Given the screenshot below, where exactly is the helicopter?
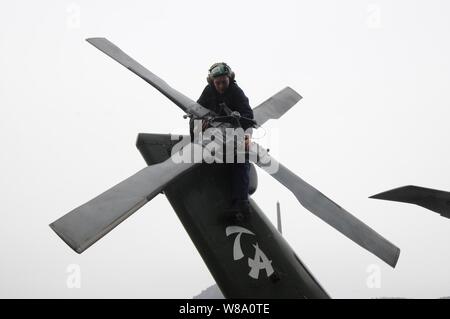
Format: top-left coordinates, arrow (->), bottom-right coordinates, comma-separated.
50,38 -> 400,298
371,185 -> 450,219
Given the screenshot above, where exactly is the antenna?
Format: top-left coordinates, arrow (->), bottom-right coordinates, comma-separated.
277,201 -> 282,235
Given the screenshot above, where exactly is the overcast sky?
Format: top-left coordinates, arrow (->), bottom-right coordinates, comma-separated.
1,0 -> 450,298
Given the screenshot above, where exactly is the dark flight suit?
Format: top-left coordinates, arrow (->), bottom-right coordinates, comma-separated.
192,81 -> 254,209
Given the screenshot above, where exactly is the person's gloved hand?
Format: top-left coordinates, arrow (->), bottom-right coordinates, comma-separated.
202,119 -> 209,130
244,134 -> 251,152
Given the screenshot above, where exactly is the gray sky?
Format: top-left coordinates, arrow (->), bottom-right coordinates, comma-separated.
1,0 -> 450,298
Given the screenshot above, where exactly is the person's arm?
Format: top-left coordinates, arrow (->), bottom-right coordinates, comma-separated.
196,86 -> 211,130
232,85 -> 254,132
197,85 -> 209,108
231,85 -> 254,152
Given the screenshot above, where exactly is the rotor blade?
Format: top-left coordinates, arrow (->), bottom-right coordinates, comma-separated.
86,37 -> 210,117
370,185 -> 450,219
248,143 -> 400,268
50,143 -> 202,254
253,87 -> 302,126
